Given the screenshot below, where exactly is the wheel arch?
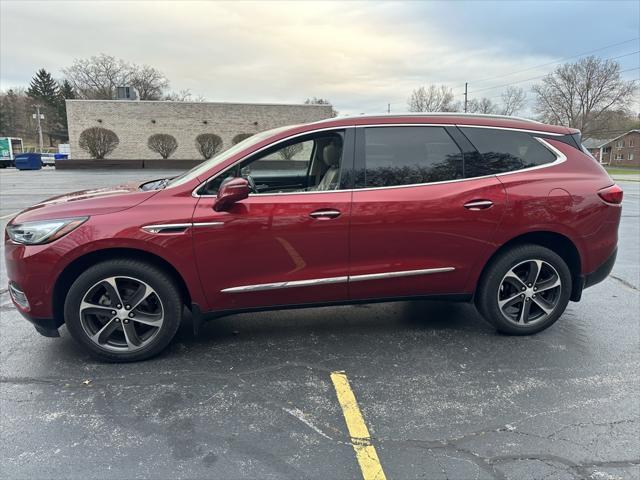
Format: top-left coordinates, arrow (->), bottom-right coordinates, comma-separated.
476,231 -> 583,302
52,247 -> 193,325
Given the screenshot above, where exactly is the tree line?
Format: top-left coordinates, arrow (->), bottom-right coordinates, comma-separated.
0,53 -> 204,145
407,56 -> 638,139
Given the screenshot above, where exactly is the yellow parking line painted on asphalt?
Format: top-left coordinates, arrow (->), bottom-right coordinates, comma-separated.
330,370 -> 387,480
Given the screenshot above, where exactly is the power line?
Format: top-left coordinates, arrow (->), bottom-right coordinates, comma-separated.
461,37 -> 639,88
465,50 -> 639,96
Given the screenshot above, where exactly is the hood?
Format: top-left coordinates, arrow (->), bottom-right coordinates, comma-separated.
11,182 -> 160,223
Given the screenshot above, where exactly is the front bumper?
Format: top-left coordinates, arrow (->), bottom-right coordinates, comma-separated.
7,285 -> 62,337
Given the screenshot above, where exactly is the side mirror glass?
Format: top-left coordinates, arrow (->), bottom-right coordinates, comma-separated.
214,177 -> 250,212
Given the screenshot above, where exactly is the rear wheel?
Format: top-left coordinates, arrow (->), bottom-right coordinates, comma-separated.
64,259 -> 183,362
476,244 -> 572,335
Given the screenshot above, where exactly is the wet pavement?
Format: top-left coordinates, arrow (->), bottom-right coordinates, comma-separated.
0,168 -> 638,479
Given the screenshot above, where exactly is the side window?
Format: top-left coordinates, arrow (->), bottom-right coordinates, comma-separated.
364,127 -> 463,188
460,127 -> 558,177
200,131 -> 344,195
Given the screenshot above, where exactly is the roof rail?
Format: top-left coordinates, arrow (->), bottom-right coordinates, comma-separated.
324,112 -> 543,124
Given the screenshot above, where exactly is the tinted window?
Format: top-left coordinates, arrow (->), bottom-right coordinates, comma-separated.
460,127 -> 557,177
364,127 -> 463,187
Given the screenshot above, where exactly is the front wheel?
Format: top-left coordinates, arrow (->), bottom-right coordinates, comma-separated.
476,244 -> 572,335
64,259 -> 183,362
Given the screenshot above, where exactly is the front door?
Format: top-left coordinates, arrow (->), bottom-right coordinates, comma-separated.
192,128 -> 354,312
348,125 -> 507,300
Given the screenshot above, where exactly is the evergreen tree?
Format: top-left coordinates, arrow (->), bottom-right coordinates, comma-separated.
59,80 -> 75,100
27,68 -> 59,101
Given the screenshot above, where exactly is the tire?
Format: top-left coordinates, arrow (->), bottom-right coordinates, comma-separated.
475,244 -> 572,335
64,259 -> 183,362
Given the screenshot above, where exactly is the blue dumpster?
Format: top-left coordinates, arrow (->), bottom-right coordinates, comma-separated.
14,153 -> 42,170
54,153 -> 69,160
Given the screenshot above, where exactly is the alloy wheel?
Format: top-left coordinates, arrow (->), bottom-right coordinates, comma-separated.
79,276 -> 164,352
497,259 -> 562,326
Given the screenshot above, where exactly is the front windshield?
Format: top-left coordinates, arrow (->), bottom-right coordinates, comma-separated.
165,125 -> 296,188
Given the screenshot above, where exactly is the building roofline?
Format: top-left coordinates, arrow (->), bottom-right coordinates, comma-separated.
598,129 -> 640,146
65,99 -> 333,108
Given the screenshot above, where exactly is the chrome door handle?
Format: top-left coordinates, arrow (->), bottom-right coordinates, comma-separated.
464,200 -> 494,210
309,209 -> 341,219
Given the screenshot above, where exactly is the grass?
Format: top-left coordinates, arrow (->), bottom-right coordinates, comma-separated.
604,167 -> 640,176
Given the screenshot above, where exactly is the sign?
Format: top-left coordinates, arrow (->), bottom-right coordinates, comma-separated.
0,137 -> 10,159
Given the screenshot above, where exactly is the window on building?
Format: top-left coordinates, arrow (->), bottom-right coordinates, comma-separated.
616,140 -> 624,148
363,126 -> 463,187
460,127 -> 557,177
629,153 -> 635,161
629,139 -> 635,147
615,153 -> 624,161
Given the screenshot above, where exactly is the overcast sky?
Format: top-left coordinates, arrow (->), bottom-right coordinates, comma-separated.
1,0 -> 638,115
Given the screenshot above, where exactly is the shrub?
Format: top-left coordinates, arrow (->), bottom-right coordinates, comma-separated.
78,127 -> 119,159
148,133 -> 178,159
195,133 -> 223,159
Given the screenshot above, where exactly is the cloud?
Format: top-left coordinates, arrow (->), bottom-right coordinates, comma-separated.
1,1 -> 638,115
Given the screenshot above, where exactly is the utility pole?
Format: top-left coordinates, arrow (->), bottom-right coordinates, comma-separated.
33,105 -> 44,153
387,103 -> 390,114
464,83 -> 468,113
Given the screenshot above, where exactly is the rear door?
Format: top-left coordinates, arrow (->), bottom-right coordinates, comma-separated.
348,125 -> 507,300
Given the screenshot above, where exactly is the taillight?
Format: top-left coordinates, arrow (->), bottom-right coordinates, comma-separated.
597,184 -> 623,205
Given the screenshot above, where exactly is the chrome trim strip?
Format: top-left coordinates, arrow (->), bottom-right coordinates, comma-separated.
142,223 -> 192,234
221,275 -> 349,293
221,267 -> 455,293
192,125 -> 355,198
349,267 -> 455,282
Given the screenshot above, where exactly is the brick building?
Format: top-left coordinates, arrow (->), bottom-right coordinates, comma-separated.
584,129 -> 639,167
66,100 -> 334,160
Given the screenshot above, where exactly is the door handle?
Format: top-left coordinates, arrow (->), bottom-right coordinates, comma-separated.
310,209 -> 341,219
464,200 -> 494,210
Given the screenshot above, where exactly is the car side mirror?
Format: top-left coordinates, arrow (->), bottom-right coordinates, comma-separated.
214,177 -> 250,212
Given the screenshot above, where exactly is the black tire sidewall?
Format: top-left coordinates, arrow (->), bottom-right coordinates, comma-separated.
477,244 -> 572,335
64,260 -> 182,362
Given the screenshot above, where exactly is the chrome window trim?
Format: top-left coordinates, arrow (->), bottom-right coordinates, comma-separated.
192,126 -> 354,198
193,124 -> 567,198
221,267 -> 455,293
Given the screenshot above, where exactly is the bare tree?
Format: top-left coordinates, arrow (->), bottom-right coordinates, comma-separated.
147,134 -> 178,159
79,127 -> 119,159
304,97 -> 338,117
164,89 -> 206,102
63,53 -> 170,100
195,133 -> 223,159
500,86 -> 527,116
278,143 -> 303,161
532,56 -> 637,138
467,97 -> 498,114
233,133 -> 254,144
129,64 -> 169,100
407,85 -> 459,112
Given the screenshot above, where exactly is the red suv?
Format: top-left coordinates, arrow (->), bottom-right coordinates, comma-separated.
5,114 -> 622,361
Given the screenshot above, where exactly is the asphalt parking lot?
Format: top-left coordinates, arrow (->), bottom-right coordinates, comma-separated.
0,168 -> 638,480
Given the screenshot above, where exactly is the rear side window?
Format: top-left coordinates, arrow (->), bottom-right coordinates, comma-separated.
460,127 -> 558,177
364,127 -> 463,187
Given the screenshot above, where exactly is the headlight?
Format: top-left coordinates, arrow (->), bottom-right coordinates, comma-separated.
7,217 -> 88,245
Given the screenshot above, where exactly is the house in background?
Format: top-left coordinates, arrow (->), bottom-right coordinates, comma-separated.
584,129 -> 639,167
